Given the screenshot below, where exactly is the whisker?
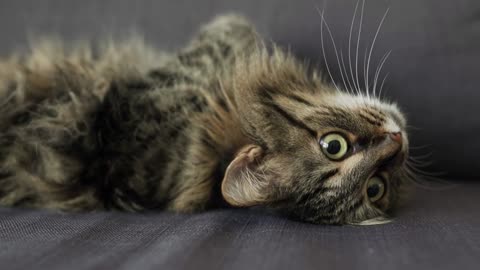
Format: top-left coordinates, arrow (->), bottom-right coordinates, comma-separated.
406,124 -> 422,131
366,8 -> 390,98
340,51 -> 354,94
363,38 -> 369,98
409,144 -> 432,150
316,6 -> 350,94
409,152 -> 434,160
348,0 -> 361,95
406,159 -> 434,167
378,72 -> 389,99
407,156 -> 434,165
406,162 -> 446,177
404,171 -> 455,190
334,49 -> 351,94
408,154 -> 434,161
402,167 -> 455,190
355,0 -> 366,98
316,6 -> 341,92
372,50 -> 391,97
406,167 -> 441,179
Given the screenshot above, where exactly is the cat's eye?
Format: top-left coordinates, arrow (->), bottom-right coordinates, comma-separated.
319,133 -> 349,160
366,176 -> 386,203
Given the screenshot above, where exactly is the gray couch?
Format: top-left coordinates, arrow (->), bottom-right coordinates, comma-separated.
0,1 -> 479,269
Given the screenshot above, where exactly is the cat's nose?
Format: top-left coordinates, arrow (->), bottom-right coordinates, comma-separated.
389,132 -> 402,144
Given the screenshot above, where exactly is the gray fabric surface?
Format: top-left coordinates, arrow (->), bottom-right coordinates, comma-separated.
0,0 -> 478,178
1,182 -> 479,270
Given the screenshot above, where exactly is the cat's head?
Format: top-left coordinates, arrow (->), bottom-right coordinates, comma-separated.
220,49 -> 409,225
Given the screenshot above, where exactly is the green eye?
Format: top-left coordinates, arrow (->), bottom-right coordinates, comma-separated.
366,176 -> 386,203
319,133 -> 349,160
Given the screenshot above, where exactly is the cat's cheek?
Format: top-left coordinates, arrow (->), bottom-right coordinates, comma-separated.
322,154 -> 364,189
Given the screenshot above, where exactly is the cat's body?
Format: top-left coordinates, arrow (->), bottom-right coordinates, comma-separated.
0,15 -> 409,224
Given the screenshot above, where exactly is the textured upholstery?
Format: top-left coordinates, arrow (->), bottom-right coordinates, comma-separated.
1,183 -> 479,270
0,1 -> 479,269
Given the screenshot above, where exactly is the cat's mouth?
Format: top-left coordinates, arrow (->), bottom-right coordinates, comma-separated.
379,149 -> 406,170
374,131 -> 407,172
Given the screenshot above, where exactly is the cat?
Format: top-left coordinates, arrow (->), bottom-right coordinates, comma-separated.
0,14 -> 410,225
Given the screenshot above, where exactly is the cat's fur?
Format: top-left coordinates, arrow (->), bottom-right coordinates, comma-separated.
0,15 -> 409,224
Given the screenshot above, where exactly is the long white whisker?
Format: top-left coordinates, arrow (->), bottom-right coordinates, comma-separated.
409,144 -> 432,150
373,50 -> 391,95
406,125 -> 423,132
402,167 -> 454,190
409,152 -> 434,160
340,51 -> 354,94
363,44 -> 369,98
348,0 -> 361,95
407,159 -> 435,167
333,48 -> 350,94
378,72 -> 389,99
406,162 -> 446,177
317,7 -> 349,94
404,166 -> 444,181
317,6 -> 341,92
366,8 -> 390,98
355,0 -> 365,97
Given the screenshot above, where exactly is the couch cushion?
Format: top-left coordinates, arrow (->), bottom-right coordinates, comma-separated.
1,182 -> 479,270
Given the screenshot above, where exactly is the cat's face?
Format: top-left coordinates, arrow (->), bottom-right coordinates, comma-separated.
220,51 -> 409,224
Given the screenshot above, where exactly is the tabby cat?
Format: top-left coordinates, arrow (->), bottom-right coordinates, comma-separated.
0,15 -> 409,225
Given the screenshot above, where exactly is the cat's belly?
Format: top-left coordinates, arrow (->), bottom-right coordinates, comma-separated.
85,76 -> 212,210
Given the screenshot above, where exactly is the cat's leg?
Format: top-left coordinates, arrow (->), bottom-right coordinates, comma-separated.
148,14 -> 259,87
182,14 -> 260,66
154,16 -> 261,212
166,137 -> 221,212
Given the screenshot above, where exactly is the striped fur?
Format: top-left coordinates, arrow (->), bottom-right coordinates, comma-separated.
0,15 -> 409,224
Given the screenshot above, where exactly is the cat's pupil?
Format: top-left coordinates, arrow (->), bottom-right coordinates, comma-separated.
367,185 -> 380,198
327,140 -> 341,154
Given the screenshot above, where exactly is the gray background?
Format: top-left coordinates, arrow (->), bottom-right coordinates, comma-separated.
0,0 -> 479,179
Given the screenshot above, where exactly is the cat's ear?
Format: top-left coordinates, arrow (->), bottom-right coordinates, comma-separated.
221,145 -> 275,207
